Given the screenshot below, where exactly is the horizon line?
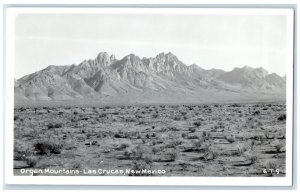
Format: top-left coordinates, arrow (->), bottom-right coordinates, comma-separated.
15,51 -> 286,80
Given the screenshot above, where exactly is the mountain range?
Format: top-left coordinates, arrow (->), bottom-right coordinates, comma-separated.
14,52 -> 286,105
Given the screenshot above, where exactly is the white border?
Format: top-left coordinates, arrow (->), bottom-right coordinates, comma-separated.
4,7 -> 294,186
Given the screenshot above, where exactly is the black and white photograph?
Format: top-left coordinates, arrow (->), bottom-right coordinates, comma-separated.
3,6 -> 295,186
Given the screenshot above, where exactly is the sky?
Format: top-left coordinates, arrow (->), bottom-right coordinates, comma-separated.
15,13 -> 288,78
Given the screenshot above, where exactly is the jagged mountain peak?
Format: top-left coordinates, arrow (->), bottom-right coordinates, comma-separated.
231,66 -> 269,77
234,66 -> 268,73
267,73 -> 284,79
94,52 -> 111,66
157,51 -> 175,56
117,53 -> 143,66
124,53 -> 141,60
156,52 -> 178,61
233,65 -> 254,72
189,64 -> 200,68
188,64 -> 205,71
110,54 -> 116,62
242,65 -> 254,70
96,51 -> 109,56
14,51 -> 286,103
254,67 -> 268,77
268,72 -> 278,76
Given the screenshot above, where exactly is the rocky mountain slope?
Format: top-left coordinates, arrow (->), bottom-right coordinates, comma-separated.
15,52 -> 286,104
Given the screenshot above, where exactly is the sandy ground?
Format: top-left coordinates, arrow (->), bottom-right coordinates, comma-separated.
13,102 -> 286,177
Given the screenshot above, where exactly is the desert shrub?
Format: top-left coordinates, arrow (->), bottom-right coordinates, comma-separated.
264,131 -> 274,139
137,120 -> 145,125
151,141 -> 157,146
115,143 -> 130,151
33,141 -> 63,155
47,123 -> 63,129
86,133 -> 91,139
248,140 -> 255,151
217,121 -> 226,129
114,133 -> 123,138
201,143 -> 210,152
244,151 -> 258,164
211,127 -> 217,131
174,140 -> 183,146
206,132 -> 211,138
181,111 -> 187,116
25,156 -> 39,167
130,145 -> 144,160
111,112 -> 119,115
123,132 -> 131,138
236,144 -> 248,156
143,154 -> 153,164
193,121 -> 202,127
129,160 -> 152,176
277,114 -> 286,121
123,149 -> 134,159
265,160 -> 279,170
165,149 -> 178,162
165,140 -> 183,149
273,141 -> 284,153
189,128 -> 196,133
167,126 -> 179,131
152,113 -> 159,119
252,110 -> 260,115
134,114 -> 144,119
192,139 -> 204,148
152,147 -> 160,154
225,135 -> 235,143
173,116 -> 181,121
20,128 -> 39,139
99,113 -> 107,118
14,147 -> 33,161
126,118 -> 137,122
231,103 -> 241,107
202,148 -> 218,161
225,117 -> 231,121
155,139 -> 164,144
186,135 -> 199,139
277,131 -> 286,139
211,150 -> 219,160
72,162 -> 82,170
168,152 -> 177,161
